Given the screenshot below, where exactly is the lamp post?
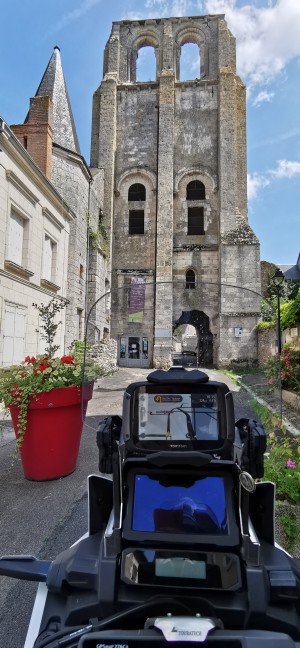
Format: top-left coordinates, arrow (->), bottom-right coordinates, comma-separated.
271,268 -> 285,355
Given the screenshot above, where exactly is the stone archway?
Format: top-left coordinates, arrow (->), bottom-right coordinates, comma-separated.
173,310 -> 213,366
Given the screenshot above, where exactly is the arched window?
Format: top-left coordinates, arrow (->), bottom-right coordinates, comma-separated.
186,180 -> 205,200
136,45 -> 156,82
180,42 -> 200,81
128,183 -> 146,201
186,269 -> 196,289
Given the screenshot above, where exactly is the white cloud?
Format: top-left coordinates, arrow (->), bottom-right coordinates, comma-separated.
247,173 -> 270,200
204,0 -> 300,90
135,1 -> 300,94
248,158 -> 300,200
50,0 -> 103,33
271,159 -> 300,178
252,90 -> 274,107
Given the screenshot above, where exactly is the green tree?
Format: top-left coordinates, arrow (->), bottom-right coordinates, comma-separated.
33,298 -> 69,357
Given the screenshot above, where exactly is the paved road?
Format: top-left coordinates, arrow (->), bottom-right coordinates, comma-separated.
0,367 -> 258,647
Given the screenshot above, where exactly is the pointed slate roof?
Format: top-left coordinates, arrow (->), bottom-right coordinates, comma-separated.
26,46 -> 81,154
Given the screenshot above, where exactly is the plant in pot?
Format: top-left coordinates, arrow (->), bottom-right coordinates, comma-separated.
0,298 -> 103,481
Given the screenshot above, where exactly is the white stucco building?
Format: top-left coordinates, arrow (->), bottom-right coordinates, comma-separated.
0,117 -> 74,366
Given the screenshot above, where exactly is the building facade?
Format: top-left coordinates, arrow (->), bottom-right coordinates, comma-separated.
7,47 -> 108,358
0,117 -> 73,365
91,15 -> 261,368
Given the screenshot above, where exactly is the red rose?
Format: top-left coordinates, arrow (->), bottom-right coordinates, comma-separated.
61,356 -> 74,364
25,356 -> 37,364
37,363 -> 49,372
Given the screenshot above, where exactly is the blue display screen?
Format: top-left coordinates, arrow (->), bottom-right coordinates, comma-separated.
132,474 -> 228,535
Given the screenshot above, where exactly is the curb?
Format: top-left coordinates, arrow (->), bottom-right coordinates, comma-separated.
235,377 -> 300,437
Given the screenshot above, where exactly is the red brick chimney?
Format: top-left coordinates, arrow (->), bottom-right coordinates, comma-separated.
11,95 -> 53,179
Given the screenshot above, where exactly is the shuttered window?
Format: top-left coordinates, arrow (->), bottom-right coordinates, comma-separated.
129,210 -> 144,235
2,303 -> 26,366
7,211 -> 24,265
187,207 -> 204,235
42,236 -> 53,281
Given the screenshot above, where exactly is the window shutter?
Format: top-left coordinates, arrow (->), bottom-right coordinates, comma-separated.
43,236 -> 53,280
3,303 -> 26,366
8,211 -> 24,265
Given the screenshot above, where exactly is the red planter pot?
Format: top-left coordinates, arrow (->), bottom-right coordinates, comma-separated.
9,383 -> 94,481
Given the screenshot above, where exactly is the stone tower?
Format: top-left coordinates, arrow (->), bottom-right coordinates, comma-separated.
91,15 -> 261,368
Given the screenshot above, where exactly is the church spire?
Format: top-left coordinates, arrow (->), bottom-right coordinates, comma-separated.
27,46 -> 81,155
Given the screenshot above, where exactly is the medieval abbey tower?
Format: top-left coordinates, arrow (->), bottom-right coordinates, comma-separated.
91,14 -> 261,369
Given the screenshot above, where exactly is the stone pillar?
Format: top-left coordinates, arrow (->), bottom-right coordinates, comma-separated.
96,77 -> 117,259
236,78 -> 248,218
218,68 -> 260,366
153,69 -> 175,368
218,67 -> 238,234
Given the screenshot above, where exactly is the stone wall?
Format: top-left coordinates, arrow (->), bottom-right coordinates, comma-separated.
91,338 -> 118,374
257,327 -> 276,367
52,148 -> 106,349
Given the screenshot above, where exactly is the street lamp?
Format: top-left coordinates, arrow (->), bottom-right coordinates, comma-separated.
271,268 -> 285,355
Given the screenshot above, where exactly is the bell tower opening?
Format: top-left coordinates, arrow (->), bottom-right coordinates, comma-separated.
180,42 -> 201,81
136,45 -> 156,82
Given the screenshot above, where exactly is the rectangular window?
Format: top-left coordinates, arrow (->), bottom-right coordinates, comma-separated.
129,210 -> 144,235
187,207 -> 204,235
77,308 -> 83,340
42,235 -> 57,283
2,303 -> 26,366
7,211 -> 25,265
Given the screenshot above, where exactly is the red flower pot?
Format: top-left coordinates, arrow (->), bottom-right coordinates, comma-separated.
9,383 -> 93,481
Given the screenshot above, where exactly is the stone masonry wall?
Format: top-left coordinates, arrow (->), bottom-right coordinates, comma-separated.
52,149 -> 105,349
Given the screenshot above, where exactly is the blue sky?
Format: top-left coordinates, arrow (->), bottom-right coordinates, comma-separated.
1,0 -> 299,264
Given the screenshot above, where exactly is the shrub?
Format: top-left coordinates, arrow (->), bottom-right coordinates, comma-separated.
264,345 -> 300,393
263,429 -> 300,505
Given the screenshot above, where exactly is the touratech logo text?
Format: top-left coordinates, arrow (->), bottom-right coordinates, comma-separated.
172,627 -> 203,636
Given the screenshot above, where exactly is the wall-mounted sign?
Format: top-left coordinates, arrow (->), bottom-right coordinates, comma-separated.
235,327 -> 243,338
155,328 -> 172,338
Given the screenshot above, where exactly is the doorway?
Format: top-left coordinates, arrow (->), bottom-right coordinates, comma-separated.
173,310 -> 213,366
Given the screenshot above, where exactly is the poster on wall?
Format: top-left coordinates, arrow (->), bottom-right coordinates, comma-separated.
128,276 -> 145,323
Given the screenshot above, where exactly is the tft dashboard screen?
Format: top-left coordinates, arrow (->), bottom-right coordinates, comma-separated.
132,474 -> 228,535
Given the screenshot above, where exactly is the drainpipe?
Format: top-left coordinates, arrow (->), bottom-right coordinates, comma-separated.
85,177 -> 93,339
153,102 -> 159,362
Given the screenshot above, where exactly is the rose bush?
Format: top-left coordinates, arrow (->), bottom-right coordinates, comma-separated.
0,353 -> 103,447
264,345 -> 300,393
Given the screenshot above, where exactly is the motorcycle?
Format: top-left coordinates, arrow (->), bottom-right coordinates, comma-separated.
1,365 -> 300,647
0,287 -> 300,648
